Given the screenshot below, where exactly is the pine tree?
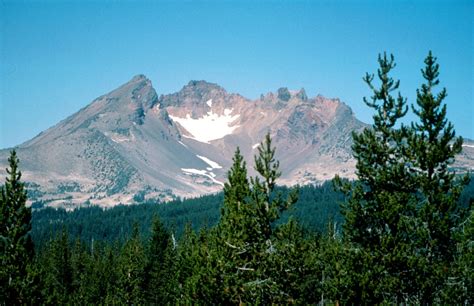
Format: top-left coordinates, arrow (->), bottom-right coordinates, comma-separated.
40,229 -> 73,304
177,150 -> 250,303
409,51 -> 470,302
114,223 -> 146,304
313,220 -> 350,305
220,147 -> 251,241
246,133 -> 298,303
217,147 -> 254,303
337,52 -> 470,303
438,206 -> 474,304
0,150 -> 35,304
251,133 -> 298,242
145,216 -> 177,303
69,239 -> 87,302
336,53 -> 422,304
269,218 -> 310,303
217,134 -> 298,303
73,241 -> 113,304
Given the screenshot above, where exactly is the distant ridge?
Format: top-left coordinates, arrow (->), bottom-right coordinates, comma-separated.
1,75 -> 472,208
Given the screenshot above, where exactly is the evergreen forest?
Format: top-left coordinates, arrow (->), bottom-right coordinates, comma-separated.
1,52 -> 473,304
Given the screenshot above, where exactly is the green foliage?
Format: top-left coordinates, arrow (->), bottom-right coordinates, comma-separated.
0,150 -> 35,304
38,230 -> 73,304
168,134 -> 306,303
30,182 -> 348,250
336,53 -> 421,303
448,208 -> 474,303
144,216 -> 178,303
409,51 -> 470,301
31,193 -> 224,248
198,133 -> 301,303
112,223 -> 146,304
336,52 -> 471,304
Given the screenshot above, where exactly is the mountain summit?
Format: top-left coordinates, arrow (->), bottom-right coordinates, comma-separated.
1,75 -> 472,208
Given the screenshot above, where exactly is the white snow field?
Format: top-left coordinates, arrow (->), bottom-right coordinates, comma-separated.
196,155 -> 222,169
169,101 -> 240,143
181,168 -> 224,186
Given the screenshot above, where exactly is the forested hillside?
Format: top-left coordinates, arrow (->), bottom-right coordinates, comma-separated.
30,182 -> 344,248
31,177 -> 474,250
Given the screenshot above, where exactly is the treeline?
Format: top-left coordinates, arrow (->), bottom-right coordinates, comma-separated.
30,182 -> 345,249
31,177 -> 473,251
2,52 -> 473,304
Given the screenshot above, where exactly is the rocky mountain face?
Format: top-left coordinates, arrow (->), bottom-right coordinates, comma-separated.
0,75 -> 472,208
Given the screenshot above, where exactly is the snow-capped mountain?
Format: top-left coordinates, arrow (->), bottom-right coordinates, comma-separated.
0,75 -> 471,208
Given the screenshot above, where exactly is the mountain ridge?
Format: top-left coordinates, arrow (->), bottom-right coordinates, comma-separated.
1,74 -> 472,208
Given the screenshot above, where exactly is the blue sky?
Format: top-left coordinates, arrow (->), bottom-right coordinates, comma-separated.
1,0 -> 472,148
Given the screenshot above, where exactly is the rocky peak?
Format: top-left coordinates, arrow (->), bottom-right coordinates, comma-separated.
80,74 -> 157,126
186,80 -> 222,89
263,87 -> 308,103
296,88 -> 308,101
183,80 -> 227,98
130,74 -> 147,82
159,80 -> 228,108
277,87 -> 291,101
130,77 -> 158,111
104,75 -> 155,102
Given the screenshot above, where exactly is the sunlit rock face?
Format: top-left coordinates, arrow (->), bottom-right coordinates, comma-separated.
1,74 -> 471,208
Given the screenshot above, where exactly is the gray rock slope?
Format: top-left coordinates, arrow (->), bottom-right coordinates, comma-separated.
0,75 -> 471,208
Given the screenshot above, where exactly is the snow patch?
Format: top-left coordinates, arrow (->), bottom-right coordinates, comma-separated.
252,143 -> 260,149
181,168 -> 224,186
206,99 -> 212,107
178,140 -> 188,148
170,109 -> 240,143
462,144 -> 474,148
197,155 -> 222,169
181,168 -> 207,176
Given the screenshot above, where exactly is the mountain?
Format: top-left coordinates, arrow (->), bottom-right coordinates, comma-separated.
1,75 -> 472,208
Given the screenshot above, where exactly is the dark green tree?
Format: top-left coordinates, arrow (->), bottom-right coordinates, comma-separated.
337,52 -> 470,304
336,53 -> 422,304
177,134 -> 300,303
112,223 -> 146,304
409,51 -> 470,302
73,241 -> 117,304
40,229 -> 73,304
217,134 -> 298,303
219,147 -> 251,240
0,150 -> 35,304
216,147 -> 254,303
311,220 -> 350,305
439,207 -> 473,303
268,218 -> 311,303
145,216 -> 178,303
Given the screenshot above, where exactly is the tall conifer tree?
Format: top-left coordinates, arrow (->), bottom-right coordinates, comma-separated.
337,53 -> 422,304
0,150 -> 34,304
215,134 -> 298,303
113,224 -> 146,304
410,51 -> 470,301
145,216 -> 177,303
339,52 -> 470,303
